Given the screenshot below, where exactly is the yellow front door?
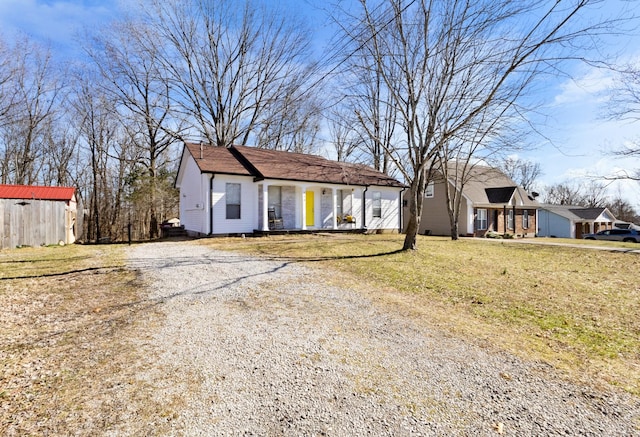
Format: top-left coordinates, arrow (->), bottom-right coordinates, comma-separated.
306,191 -> 315,227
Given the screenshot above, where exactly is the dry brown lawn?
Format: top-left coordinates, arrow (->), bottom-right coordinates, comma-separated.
1,235 -> 638,434
0,244 -> 173,436
200,234 -> 640,396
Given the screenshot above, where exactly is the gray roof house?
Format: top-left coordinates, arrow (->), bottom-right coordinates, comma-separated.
537,205 -> 617,239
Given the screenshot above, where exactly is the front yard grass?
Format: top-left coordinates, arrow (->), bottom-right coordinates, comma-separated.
201,234 -> 640,395
0,244 -> 169,436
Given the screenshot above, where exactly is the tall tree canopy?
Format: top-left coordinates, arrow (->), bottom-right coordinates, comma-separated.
338,0 -> 631,249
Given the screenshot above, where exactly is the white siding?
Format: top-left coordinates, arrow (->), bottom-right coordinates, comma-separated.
364,187 -> 401,231
176,153 -> 403,235
211,175 -> 257,234
177,155 -> 209,234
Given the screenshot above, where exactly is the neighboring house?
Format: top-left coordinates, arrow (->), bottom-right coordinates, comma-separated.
537,205 -> 616,239
408,165 -> 539,237
175,143 -> 406,236
614,221 -> 640,231
0,184 -> 78,249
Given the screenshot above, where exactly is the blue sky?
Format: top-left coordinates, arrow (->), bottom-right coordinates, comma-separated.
1,0 -> 639,209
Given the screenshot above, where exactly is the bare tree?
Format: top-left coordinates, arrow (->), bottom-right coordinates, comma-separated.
0,35 -> 19,129
71,72 -> 133,242
498,156 -> 542,192
254,91 -> 322,153
0,37 -> 63,185
541,180 -> 609,207
606,191 -> 639,223
86,20 -> 180,238
605,62 -> 640,181
339,0 -> 631,250
40,123 -> 79,186
144,0 -> 317,148
436,104 -> 509,239
542,182 -> 583,205
327,109 -> 360,162
339,36 -> 397,174
580,181 -> 609,208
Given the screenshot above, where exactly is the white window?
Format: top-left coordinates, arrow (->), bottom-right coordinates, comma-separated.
226,183 -> 241,219
372,191 -> 381,218
336,189 -> 343,217
508,209 -> 514,230
424,181 -> 434,198
476,208 -> 487,230
522,210 -> 529,229
268,186 -> 282,218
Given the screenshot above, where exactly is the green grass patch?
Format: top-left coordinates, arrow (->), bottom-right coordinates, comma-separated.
201,234 -> 640,395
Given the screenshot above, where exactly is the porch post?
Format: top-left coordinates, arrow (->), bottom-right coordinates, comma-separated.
262,183 -> 269,232
301,186 -> 307,230
332,187 -> 338,230
503,205 -> 507,234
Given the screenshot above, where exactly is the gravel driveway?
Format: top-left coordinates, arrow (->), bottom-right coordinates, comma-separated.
126,240 -> 639,436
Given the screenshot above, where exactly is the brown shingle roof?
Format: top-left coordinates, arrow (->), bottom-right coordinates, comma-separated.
184,143 -> 404,188
185,143 -> 253,176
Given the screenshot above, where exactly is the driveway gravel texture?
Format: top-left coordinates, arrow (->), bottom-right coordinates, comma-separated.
125,241 -> 640,436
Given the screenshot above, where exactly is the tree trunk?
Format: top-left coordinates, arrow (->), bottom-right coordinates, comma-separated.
450,220 -> 459,241
402,179 -> 424,250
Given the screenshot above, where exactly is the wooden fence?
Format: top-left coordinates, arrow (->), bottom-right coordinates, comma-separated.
0,199 -> 75,249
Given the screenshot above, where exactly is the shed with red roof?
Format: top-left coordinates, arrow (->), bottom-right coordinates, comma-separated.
0,184 -> 77,249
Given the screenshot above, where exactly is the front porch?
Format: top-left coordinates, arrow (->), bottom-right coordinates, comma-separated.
257,182 -> 363,232
252,227 -> 366,237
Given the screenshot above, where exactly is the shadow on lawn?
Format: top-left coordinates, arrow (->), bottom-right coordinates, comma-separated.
261,248 -> 407,263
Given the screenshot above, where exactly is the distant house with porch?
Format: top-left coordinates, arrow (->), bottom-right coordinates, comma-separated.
537,205 -> 616,239
0,184 -> 77,249
408,165 -> 539,237
175,143 -> 406,236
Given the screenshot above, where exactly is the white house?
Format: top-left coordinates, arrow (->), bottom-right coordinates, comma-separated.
537,205 -> 616,239
175,143 -> 406,236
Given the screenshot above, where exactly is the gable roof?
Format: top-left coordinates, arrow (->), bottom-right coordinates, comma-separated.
569,207 -> 610,220
183,143 -> 405,188
0,184 -> 75,201
540,204 -> 616,222
485,186 -> 517,203
447,165 -> 538,208
184,143 -> 253,176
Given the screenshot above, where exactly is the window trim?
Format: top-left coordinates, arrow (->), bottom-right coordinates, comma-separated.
522,209 -> 529,229
372,191 -> 382,218
476,208 -> 488,231
507,209 -> 514,230
424,181 -> 434,198
226,182 -> 241,220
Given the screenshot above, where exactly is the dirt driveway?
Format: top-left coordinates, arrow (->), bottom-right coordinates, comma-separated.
123,240 -> 640,436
